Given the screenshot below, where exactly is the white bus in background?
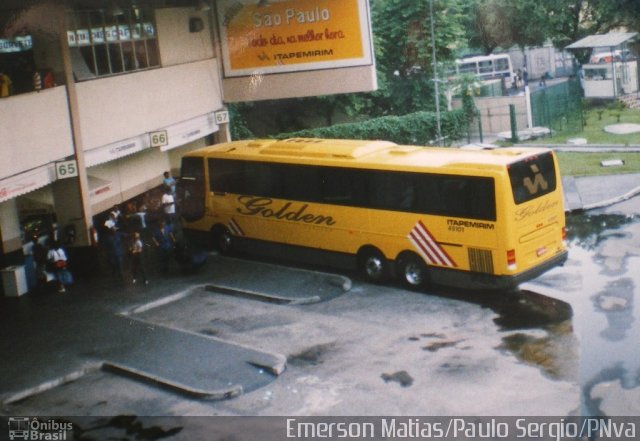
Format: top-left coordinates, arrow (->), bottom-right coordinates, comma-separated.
454,54 -> 515,84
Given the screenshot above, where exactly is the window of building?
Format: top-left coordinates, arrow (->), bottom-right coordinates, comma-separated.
67,6 -> 159,80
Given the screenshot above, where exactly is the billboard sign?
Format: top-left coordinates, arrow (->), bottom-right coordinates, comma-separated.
216,0 -> 373,78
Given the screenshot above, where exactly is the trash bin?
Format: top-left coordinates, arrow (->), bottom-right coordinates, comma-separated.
2,265 -> 28,297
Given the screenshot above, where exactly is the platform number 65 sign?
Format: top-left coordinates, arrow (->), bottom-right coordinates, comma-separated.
56,160 -> 79,179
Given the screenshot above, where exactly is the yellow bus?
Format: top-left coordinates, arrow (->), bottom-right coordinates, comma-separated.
179,138 -> 567,290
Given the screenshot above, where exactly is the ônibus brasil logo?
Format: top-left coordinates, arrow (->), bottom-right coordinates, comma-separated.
8,417 -> 72,440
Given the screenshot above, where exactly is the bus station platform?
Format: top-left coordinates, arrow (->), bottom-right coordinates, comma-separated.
0,256 -> 351,407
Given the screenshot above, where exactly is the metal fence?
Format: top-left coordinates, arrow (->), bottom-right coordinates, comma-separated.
455,78 -> 585,142
530,78 -> 584,133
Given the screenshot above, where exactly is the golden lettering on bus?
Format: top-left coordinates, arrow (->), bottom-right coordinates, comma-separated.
236,196 -> 337,226
522,164 -> 549,195
515,200 -> 559,221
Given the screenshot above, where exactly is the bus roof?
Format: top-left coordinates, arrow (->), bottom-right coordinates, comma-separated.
455,54 -> 511,64
186,138 -> 552,173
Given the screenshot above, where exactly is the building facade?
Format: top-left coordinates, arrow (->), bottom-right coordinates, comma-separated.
0,0 -> 377,288
0,1 -> 230,278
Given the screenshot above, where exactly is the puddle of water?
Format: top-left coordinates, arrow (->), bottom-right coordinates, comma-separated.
531,211 -> 640,416
422,340 -> 462,352
381,370 -> 414,387
499,320 -> 577,381
288,343 -> 336,367
428,286 -> 578,383
69,415 -> 183,440
566,213 -> 639,250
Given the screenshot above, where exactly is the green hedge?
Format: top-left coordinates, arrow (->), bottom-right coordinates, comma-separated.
275,110 -> 469,146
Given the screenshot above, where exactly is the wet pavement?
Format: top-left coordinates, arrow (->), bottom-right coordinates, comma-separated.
0,257 -> 349,409
1,172 -> 639,419
525,207 -> 640,417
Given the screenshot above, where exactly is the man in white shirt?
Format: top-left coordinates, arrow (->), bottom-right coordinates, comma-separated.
104,212 -> 118,231
162,187 -> 176,225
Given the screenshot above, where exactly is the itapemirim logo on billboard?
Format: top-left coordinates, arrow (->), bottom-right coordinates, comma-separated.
7,417 -> 72,440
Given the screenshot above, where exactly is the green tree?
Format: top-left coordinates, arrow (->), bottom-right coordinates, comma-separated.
462,0 -> 503,55
541,0 -> 640,49
368,0 -> 466,116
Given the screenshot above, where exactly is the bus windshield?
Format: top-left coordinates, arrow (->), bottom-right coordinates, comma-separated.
508,152 -> 557,204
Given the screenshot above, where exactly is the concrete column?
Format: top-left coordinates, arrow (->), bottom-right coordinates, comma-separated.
214,121 -> 232,143
51,177 -> 85,246
58,7 -> 93,247
0,199 -> 22,254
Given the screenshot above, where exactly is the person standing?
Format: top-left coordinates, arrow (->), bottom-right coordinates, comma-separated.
129,231 -> 148,285
153,220 -> 175,275
161,187 -> 177,225
163,171 -> 177,196
32,235 -> 49,291
105,228 -> 125,281
47,240 -> 68,293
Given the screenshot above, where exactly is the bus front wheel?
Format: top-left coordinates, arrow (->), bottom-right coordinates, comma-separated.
358,248 -> 389,283
212,226 -> 233,255
397,253 -> 429,290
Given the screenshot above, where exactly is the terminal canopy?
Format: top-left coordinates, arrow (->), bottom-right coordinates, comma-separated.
566,32 -> 638,50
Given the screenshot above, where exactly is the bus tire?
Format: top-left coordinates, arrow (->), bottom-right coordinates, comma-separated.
397,252 -> 429,290
212,226 -> 233,255
358,247 -> 389,283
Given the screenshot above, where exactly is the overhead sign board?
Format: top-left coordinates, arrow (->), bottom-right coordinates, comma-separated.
216,0 -> 373,78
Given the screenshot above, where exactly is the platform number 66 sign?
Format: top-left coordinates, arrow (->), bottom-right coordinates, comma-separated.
149,130 -> 169,148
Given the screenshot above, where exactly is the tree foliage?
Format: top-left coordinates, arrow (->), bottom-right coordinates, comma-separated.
367,0 -> 466,116
535,0 -> 640,49
460,0 -> 548,54
276,110 -> 470,146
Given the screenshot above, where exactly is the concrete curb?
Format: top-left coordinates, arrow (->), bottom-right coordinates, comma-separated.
2,362 -> 103,406
581,185 -> 640,211
119,315 -> 288,377
205,284 -> 322,305
102,362 -> 243,401
216,255 -> 353,295
122,285 -> 204,315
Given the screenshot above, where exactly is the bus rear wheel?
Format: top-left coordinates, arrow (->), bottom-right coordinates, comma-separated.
358,248 -> 389,283
212,226 -> 233,255
397,253 -> 429,290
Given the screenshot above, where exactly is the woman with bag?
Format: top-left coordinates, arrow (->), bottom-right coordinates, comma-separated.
47,240 -> 70,293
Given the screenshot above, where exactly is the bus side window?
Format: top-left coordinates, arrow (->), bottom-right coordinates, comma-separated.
281,164 -> 321,202
245,162 -> 281,198
368,172 -> 416,212
209,159 -> 246,194
415,175 -> 441,215
321,167 -> 361,205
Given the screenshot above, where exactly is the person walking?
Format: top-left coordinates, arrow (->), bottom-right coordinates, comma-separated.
152,220 -> 175,275
129,231 -> 149,285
